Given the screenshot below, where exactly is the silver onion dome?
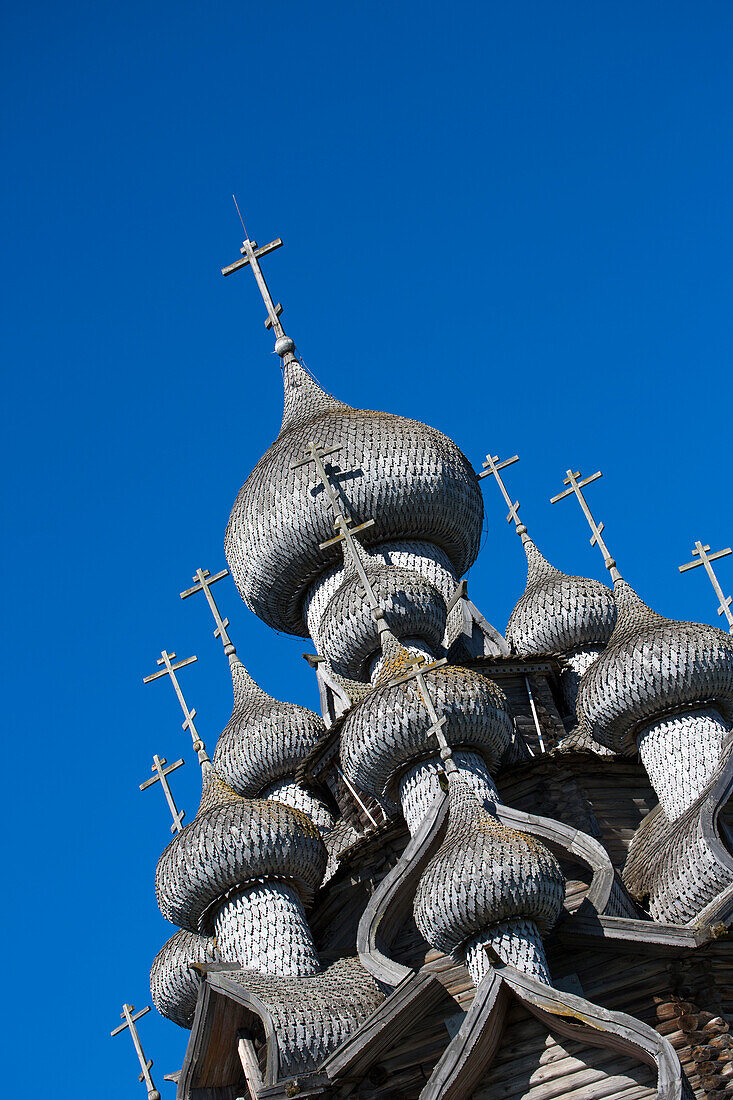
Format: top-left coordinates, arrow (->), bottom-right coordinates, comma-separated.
339,638 -> 513,802
577,579 -> 733,753
212,656 -> 325,795
413,775 -> 565,956
506,537 -> 616,656
315,543 -> 449,680
224,359 -> 484,636
150,929 -> 217,1029
155,769 -> 327,933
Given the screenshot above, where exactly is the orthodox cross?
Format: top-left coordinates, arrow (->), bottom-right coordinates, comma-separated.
110,1004 -> 160,1100
292,441 -> 382,621
478,453 -> 524,532
387,652 -> 457,774
221,201 -> 293,354
550,469 -> 621,580
180,567 -> 236,655
139,753 -> 186,833
679,541 -> 733,633
143,650 -> 210,765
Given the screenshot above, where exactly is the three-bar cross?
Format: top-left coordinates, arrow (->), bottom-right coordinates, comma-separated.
180,568 -> 236,655
679,541 -> 733,633
293,441 -> 382,620
110,1004 -> 160,1100
139,754 -> 186,833
143,650 -> 210,765
386,652 -> 457,774
221,203 -> 290,345
478,453 -> 524,531
550,469 -> 620,580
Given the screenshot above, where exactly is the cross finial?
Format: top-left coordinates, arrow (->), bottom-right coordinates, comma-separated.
384,649 -> 457,774
292,441 -> 384,624
143,650 -> 210,767
180,568 -> 236,656
679,540 -> 733,633
221,200 -> 295,359
550,469 -> 621,581
139,753 -> 186,833
110,1004 -> 160,1100
478,453 -> 526,535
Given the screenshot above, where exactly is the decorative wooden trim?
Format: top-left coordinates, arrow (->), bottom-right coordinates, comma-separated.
498,960 -> 687,1100
493,803 -> 615,915
420,968 -> 509,1100
356,791 -> 449,986
322,967 -> 447,1080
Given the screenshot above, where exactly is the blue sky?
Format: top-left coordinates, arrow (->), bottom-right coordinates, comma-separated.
2,2 -> 732,1095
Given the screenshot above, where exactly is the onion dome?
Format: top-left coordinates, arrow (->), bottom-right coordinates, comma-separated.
155,768 -> 327,933
577,579 -> 733,754
413,775 -> 565,956
506,537 -> 616,656
224,359 -> 483,636
150,930 -> 217,1029
339,634 -> 513,802
315,542 -> 449,680
212,656 -> 325,796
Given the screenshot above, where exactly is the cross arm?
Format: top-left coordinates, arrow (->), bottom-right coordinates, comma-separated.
477,454 -> 519,479
221,238 -> 283,276
111,1005 -> 150,1037
291,444 -> 342,470
679,546 -> 732,572
180,568 -> 229,600
143,655 -> 197,683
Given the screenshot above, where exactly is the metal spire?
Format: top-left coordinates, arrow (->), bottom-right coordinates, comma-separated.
139,753 -> 186,833
180,568 -> 236,656
478,453 -> 525,534
679,541 -> 733,633
143,650 -> 210,767
550,469 -> 621,581
221,201 -> 295,359
110,1004 -> 160,1100
292,441 -> 384,625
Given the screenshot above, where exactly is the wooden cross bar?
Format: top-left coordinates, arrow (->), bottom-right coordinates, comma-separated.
679,540 -> 733,633
110,1004 -> 160,1100
478,453 -> 523,529
550,469 -> 620,578
221,206 -> 287,339
139,754 -> 186,833
386,653 -> 457,773
293,441 -> 382,618
143,650 -> 209,764
180,568 -> 236,655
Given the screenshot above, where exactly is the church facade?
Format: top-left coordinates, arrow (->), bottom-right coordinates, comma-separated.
137,225 -> 733,1100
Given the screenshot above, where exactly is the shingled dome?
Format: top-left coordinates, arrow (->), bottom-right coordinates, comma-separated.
150,930 -> 217,1029
155,769 -> 327,933
316,546 -> 449,680
212,657 -> 325,796
224,359 -> 484,636
506,537 -> 616,657
577,579 -> 733,753
414,775 -> 565,956
340,639 -> 513,802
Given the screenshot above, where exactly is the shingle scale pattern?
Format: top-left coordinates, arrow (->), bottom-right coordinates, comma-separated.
506,538 -> 616,656
150,929 -> 218,1029
224,359 -> 483,636
577,580 -> 733,753
213,658 -> 325,796
413,776 -> 565,957
214,881 -> 320,974
340,658 -> 513,802
225,957 -> 385,1078
464,919 -> 551,985
155,769 -> 327,933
